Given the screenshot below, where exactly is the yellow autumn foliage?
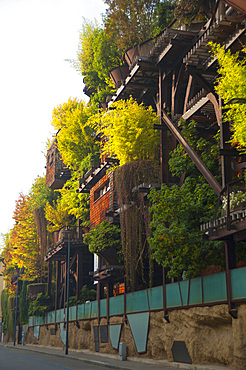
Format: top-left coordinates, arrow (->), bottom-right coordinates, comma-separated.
90,97 -> 159,165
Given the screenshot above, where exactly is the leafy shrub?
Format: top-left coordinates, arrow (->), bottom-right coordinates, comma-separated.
80,285 -> 96,303
90,97 -> 159,166
84,221 -> 121,254
28,293 -> 50,317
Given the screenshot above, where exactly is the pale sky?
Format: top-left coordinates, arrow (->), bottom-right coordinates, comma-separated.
0,0 -> 106,242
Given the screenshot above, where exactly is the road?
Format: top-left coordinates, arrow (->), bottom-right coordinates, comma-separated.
0,345 -> 173,370
0,346 -> 108,370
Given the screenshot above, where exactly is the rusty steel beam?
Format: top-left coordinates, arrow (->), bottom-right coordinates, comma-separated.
161,110 -> 222,195
223,0 -> 246,14
207,92 -> 221,127
159,67 -> 169,185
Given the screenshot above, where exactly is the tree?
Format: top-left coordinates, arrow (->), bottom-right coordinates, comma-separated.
58,172 -> 90,223
48,98 -> 100,229
173,0 -> 216,24
210,43 -> 246,151
29,176 -> 56,210
45,172 -> 90,232
148,120 -> 224,278
154,1 -> 176,34
91,97 -> 159,165
1,194 -> 41,287
45,197 -> 72,233
103,0 -> 175,50
1,177 -> 55,289
77,19 -> 123,103
51,98 -> 99,171
84,220 -> 121,254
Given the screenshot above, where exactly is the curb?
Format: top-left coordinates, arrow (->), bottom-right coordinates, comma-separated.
4,344 -> 127,370
3,344 -> 231,370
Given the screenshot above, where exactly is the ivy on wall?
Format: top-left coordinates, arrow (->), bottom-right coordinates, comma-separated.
115,160 -> 160,291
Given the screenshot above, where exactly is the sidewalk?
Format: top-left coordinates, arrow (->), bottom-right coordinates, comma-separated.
1,343 -> 231,370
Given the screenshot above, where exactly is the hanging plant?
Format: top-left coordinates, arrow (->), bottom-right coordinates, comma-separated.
115,160 -> 160,291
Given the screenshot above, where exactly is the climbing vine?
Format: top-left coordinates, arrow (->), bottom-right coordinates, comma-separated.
115,160 -> 160,291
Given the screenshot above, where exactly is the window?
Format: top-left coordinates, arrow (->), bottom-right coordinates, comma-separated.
94,181 -> 110,202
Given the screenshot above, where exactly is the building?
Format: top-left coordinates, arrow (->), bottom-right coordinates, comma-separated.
45,139 -> 94,309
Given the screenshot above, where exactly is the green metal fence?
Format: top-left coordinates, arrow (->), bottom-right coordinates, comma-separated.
28,266 -> 246,326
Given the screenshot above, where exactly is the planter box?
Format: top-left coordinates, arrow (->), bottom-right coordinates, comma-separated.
99,247 -> 121,265
124,39 -> 153,66
109,65 -> 129,88
27,283 -> 47,300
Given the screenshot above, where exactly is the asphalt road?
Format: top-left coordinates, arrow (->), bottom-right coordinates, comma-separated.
0,346 -> 108,370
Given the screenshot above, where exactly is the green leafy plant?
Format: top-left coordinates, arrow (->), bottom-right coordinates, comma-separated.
19,281 -> 30,325
91,97 -> 159,166
209,43 -> 246,151
28,293 -> 50,317
222,191 -> 246,211
148,120 -> 224,278
1,290 -> 10,336
80,285 -> 96,303
51,98 -> 99,171
84,221 -> 121,255
76,18 -> 122,104
65,286 -> 96,307
46,98 -> 100,231
68,296 -> 77,307
29,176 -> 56,211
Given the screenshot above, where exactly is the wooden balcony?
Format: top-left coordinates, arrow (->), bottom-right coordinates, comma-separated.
44,226 -> 87,262
46,139 -> 71,190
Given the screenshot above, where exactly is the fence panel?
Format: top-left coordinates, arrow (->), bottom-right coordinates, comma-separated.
84,302 -> 92,319
147,286 -> 163,310
91,300 -> 98,318
77,303 -> 85,320
56,308 -> 64,323
69,305 -> 77,321
231,267 -> 246,300
126,289 -> 149,313
166,282 -> 182,308
188,277 -> 202,305
179,280 -> 189,306
100,298 -> 107,317
47,310 -> 55,324
109,295 -> 124,316
203,272 -> 227,303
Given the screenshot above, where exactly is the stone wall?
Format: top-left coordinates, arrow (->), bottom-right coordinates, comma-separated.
25,303 -> 246,369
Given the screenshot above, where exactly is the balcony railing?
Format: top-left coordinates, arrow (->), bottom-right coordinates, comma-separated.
44,226 -> 86,262
201,178 -> 246,239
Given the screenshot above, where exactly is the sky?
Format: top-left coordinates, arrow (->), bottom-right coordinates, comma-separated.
0,0 -> 106,242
